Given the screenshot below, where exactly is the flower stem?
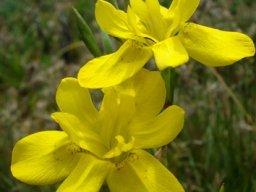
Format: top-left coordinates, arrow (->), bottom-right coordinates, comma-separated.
158,67 -> 176,166
162,67 -> 176,107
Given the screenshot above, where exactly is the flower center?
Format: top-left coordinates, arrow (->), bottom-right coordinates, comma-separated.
103,135 -> 135,159
66,136 -> 137,169
113,152 -> 139,170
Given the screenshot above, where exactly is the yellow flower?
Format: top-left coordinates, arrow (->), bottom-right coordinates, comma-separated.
78,0 -> 255,88
11,69 -> 185,192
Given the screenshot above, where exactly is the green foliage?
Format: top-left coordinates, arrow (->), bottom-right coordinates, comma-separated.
73,7 -> 101,57
101,32 -> 114,54
219,183 -> 225,192
0,52 -> 24,87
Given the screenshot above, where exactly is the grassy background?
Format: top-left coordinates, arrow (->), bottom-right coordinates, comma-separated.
0,0 -> 255,191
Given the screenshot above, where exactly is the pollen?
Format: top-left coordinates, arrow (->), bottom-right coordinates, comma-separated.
115,152 -> 139,170
66,143 -> 86,154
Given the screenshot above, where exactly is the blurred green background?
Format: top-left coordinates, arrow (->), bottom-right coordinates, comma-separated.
0,0 -> 255,191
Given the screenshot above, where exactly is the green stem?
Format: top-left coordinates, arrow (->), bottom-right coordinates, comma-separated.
162,67 -> 176,106
159,67 -> 176,166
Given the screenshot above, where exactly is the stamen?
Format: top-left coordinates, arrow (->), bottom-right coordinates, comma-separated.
66,143 -> 86,154
115,152 -> 139,170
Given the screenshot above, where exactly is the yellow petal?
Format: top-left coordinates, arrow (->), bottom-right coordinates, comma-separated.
96,0 -> 133,39
56,78 -> 98,126
11,131 -> 79,185
78,40 -> 152,88
152,37 -> 189,70
129,0 -> 147,22
98,69 -> 166,147
51,112 -> 107,156
126,6 -> 151,43
103,136 -> 135,159
116,69 -> 166,121
166,0 -> 200,36
169,0 -> 200,23
132,105 -> 184,149
130,0 -> 166,41
144,0 -> 167,40
179,23 -> 255,66
57,154 -> 112,192
107,150 -> 184,192
99,89 -> 136,148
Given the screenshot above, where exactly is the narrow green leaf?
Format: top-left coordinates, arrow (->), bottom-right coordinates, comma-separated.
72,7 -> 101,57
219,183 -> 225,192
101,32 -> 114,54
